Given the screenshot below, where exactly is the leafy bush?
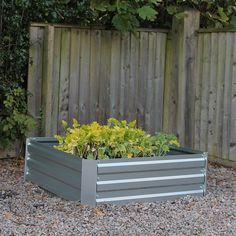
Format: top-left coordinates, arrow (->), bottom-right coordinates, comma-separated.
54,118 -> 179,160
0,1 -> 96,149
91,0 -> 236,31
0,84 -> 35,149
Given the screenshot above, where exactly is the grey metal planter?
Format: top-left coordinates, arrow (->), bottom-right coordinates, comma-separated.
25,137 -> 208,206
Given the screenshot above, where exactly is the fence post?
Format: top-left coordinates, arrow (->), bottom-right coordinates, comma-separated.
166,9 -> 200,147
27,26 -> 44,136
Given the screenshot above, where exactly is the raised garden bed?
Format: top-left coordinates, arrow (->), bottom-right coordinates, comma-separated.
24,137 -> 208,206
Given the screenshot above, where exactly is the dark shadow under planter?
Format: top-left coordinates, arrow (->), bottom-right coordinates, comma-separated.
24,137 -> 208,206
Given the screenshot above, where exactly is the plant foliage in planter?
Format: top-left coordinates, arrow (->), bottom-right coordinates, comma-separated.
54,118 -> 179,160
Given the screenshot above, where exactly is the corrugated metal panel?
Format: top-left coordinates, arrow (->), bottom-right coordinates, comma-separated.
96,189 -> 204,204
27,168 -> 81,201
97,182 -> 203,197
98,168 -> 204,181
97,176 -> 204,192
27,140 -> 82,171
96,152 -> 207,204
27,157 -> 82,188
25,138 -> 82,201
97,156 -> 205,174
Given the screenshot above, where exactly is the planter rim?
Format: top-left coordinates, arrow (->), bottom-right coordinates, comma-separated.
27,137 -> 207,163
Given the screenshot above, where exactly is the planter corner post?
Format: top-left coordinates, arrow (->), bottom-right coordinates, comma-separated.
80,159 -> 98,206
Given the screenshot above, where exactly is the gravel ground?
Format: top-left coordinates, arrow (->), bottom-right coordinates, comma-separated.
0,159 -> 235,236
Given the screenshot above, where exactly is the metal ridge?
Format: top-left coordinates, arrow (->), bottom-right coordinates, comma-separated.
96,189 -> 203,202
97,158 -> 205,168
97,173 -> 204,185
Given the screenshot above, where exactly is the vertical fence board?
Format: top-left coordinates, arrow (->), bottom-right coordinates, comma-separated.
162,34 -> 171,133
109,31 -> 121,119
175,18 -> 185,145
137,32 -> 148,129
199,33 -> 211,151
41,26 -> 54,136
89,30 -> 101,122
98,30 -> 111,123
194,34 -> 205,150
128,33 -> 139,122
58,28 -> 71,134
51,28 -> 61,134
78,29 -> 91,124
28,27 -> 44,136
207,33 -> 218,156
45,26 -> 55,136
229,34 -> 236,161
123,33 -> 131,122
154,33 -> 166,132
163,33 -> 177,135
119,33 -> 130,121
145,32 -> 155,133
215,33 -> 226,158
68,29 -> 81,125
222,34 -> 234,160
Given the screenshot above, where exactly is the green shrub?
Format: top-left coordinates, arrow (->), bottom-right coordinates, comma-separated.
54,118 -> 180,160
0,1 -> 96,149
91,0 -> 236,32
0,84 -> 35,149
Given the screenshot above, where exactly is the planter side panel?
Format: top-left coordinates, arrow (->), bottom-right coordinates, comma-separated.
25,138 -> 82,201
96,154 -> 207,204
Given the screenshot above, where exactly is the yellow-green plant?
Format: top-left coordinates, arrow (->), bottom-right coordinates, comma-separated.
54,118 -> 179,160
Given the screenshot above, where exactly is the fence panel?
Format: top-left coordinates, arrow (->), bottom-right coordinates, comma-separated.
195,31 -> 236,162
28,25 -> 168,136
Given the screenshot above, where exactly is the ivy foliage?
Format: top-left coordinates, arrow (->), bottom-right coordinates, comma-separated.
0,1 -> 97,149
0,84 -> 35,149
91,0 -> 236,31
55,119 -> 180,160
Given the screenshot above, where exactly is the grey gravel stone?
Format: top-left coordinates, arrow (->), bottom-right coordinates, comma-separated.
0,159 -> 235,236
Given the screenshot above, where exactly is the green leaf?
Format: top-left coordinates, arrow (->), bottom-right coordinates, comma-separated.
217,7 -> 229,22
112,14 -> 139,32
149,0 -> 162,6
87,154 -> 95,160
167,5 -> 177,15
90,0 -> 109,11
230,16 -> 236,27
137,6 -> 157,21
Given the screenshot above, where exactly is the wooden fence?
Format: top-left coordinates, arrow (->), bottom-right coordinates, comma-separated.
28,24 -> 167,136
194,31 -> 236,162
28,11 -> 236,165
